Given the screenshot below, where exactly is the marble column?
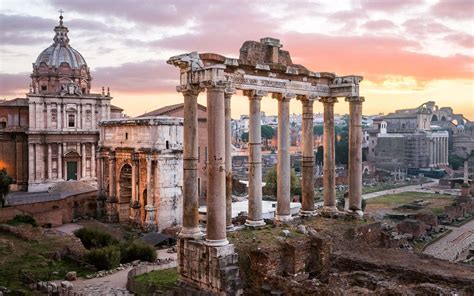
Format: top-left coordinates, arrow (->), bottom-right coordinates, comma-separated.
320,97 -> 338,211
47,144 -> 52,180
35,144 -> 43,180
225,89 -> 235,230
58,143 -> 62,179
445,137 -> 449,165
245,89 -> 266,227
179,85 -> 203,239
81,144 -> 86,179
146,155 -> 152,205
300,95 -> 315,216
46,103 -> 51,129
92,104 -> 96,129
145,155 -> 156,231
109,153 -> 116,198
275,93 -> 293,222
205,82 -> 228,246
91,143 -> 96,178
131,161 -> 136,203
346,96 -> 365,216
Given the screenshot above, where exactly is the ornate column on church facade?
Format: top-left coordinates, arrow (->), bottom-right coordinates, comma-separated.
58,143 -> 62,179
179,84 -> 203,239
320,97 -> 337,211
91,143 -> 96,178
245,89 -> 266,227
204,80 -> 228,246
346,96 -> 365,216
275,92 -> 293,223
81,143 -> 86,179
57,103 -> 62,130
299,95 -> 316,216
225,88 -> 235,230
28,143 -> 35,182
47,144 -> 52,180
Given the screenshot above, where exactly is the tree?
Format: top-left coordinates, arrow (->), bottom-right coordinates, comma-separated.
313,125 -> 323,136
241,132 -> 249,142
449,155 -> 465,170
261,125 -> 275,140
264,166 -> 301,197
0,169 -> 13,208
315,146 -> 324,164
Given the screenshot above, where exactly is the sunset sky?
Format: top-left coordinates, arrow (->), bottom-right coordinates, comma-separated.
0,0 -> 473,119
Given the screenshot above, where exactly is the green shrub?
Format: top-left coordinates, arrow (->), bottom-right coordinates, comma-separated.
6,214 -> 37,227
86,246 -> 121,270
74,227 -> 118,249
121,242 -> 156,263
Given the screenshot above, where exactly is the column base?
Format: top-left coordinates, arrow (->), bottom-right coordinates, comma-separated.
204,238 -> 229,247
275,214 -> 292,223
226,224 -> 236,232
321,206 -> 338,213
245,219 -> 266,228
347,210 -> 364,219
299,210 -> 316,217
179,226 -> 204,239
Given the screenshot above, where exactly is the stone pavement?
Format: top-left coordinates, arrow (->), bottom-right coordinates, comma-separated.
423,220 -> 474,261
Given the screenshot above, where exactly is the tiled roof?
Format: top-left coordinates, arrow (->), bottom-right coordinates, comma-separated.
138,103 -> 207,117
0,98 -> 28,107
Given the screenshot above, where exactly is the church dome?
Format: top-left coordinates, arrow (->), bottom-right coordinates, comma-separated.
34,15 -> 87,69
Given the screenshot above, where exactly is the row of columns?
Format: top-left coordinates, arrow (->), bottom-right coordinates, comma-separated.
430,136 -> 449,167
179,81 -> 365,246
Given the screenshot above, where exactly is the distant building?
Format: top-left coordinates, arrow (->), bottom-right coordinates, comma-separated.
368,102 -> 449,171
0,15 -> 124,192
98,117 -> 183,231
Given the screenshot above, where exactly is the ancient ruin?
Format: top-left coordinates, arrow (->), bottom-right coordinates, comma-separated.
167,37 -> 365,294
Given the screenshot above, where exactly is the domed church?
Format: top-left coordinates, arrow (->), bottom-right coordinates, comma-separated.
0,14 -> 123,192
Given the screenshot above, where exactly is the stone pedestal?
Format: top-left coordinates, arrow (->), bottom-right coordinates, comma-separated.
178,238 -> 241,295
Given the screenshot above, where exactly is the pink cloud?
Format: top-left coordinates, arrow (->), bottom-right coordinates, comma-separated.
0,73 -> 29,98
359,0 -> 421,11
432,0 -> 474,19
444,33 -> 474,48
362,19 -> 397,31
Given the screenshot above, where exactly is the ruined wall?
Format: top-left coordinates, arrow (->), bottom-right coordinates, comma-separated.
0,191 -> 97,226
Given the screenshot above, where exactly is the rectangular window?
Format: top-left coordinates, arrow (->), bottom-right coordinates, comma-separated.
205,147 -> 208,163
68,114 -> 75,127
198,146 -> 201,163
41,85 -> 47,91
0,121 -> 6,129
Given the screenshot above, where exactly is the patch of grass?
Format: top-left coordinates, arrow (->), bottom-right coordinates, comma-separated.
134,268 -> 178,289
366,192 -> 452,207
0,231 -> 94,293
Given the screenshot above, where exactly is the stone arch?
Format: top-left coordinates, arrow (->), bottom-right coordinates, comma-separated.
118,163 -> 132,221
431,114 -> 438,122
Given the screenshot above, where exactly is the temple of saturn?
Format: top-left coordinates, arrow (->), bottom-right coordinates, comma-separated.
167,37 -> 364,294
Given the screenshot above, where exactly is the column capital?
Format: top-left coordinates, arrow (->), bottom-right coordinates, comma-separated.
272,92 -> 295,101
243,89 -> 267,98
224,87 -> 236,97
319,97 -> 338,104
297,94 -> 317,103
177,84 -> 203,96
200,80 -> 228,90
345,96 -> 365,103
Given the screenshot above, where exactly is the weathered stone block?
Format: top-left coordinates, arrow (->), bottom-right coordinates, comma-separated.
396,219 -> 426,238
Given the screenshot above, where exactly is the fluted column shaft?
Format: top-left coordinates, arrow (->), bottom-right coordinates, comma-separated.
205,83 -> 228,246
300,96 -> 315,215
109,153 -> 116,197
224,90 -> 235,230
91,143 -> 96,178
275,93 -> 292,222
81,144 -> 86,179
180,86 -> 203,239
346,96 -> 365,214
245,90 -> 265,227
320,97 -> 337,210
47,144 -> 52,180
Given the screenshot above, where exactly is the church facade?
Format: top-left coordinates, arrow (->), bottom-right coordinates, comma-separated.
0,15 -> 123,192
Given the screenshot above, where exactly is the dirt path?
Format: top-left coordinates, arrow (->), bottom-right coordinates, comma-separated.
71,249 -> 177,295
423,220 -> 474,262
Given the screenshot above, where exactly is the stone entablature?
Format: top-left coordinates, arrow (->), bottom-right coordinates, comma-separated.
98,117 -> 183,231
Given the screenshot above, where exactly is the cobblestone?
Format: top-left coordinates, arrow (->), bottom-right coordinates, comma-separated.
423,220 -> 474,261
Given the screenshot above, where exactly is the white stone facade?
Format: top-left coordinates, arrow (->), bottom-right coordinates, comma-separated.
98,117 -> 183,232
